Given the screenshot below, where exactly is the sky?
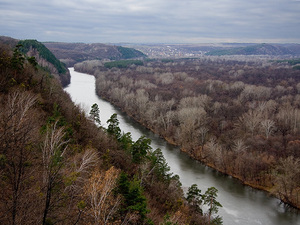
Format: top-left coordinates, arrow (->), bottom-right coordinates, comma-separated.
1,0 -> 300,44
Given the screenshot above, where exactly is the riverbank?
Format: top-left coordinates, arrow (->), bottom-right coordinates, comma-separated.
69,67 -> 300,224
97,91 -> 300,211
73,59 -> 300,210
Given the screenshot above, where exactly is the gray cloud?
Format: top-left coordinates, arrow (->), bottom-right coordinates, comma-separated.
0,0 -> 299,43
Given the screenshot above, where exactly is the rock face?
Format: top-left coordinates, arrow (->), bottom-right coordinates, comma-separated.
44,42 -> 146,66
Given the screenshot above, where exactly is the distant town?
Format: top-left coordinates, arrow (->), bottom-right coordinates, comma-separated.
119,43 -> 220,58
132,44 -> 205,58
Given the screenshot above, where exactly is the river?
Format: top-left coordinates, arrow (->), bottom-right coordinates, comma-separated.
64,68 -> 300,225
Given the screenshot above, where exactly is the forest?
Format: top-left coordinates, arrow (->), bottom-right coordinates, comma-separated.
0,40 -> 223,224
74,56 -> 300,209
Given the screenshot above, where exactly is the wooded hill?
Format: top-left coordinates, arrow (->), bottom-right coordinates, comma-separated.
0,36 -> 70,87
0,39 -> 219,224
205,43 -> 300,56
75,56 -> 300,210
44,42 -> 146,67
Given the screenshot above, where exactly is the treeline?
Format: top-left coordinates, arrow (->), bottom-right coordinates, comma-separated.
75,57 -> 300,209
117,46 -> 146,59
104,60 -> 144,69
205,43 -> 298,56
275,58 -> 300,70
0,42 -> 218,224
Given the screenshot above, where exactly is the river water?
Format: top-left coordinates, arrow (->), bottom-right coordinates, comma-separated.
64,68 -> 300,225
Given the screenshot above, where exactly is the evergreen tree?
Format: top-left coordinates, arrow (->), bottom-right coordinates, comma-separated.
107,113 -> 121,140
119,132 -> 133,153
187,184 -> 203,214
89,103 -> 101,126
150,148 -> 172,182
131,136 -> 151,163
202,187 -> 223,225
11,44 -> 25,73
117,172 -> 149,222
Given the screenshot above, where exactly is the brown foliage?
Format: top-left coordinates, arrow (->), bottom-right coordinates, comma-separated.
76,57 -> 300,208
0,42 -> 203,224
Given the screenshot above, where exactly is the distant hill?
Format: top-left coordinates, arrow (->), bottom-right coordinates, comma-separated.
205,43 -> 300,56
0,36 -> 18,47
44,42 -> 147,66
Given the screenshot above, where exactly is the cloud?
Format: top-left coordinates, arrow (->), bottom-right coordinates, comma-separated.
0,0 -> 299,43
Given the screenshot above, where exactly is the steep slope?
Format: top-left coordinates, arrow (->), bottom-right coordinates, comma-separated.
0,36 -> 70,86
44,42 -> 146,66
18,39 -> 70,86
0,39 -> 209,224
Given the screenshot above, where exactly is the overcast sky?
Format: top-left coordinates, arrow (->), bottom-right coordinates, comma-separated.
1,0 -> 300,43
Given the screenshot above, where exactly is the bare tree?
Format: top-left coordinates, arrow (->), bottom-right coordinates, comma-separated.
84,167 -> 121,225
238,109 -> 263,136
203,138 -> 222,166
260,119 -> 276,139
158,111 -> 175,133
276,105 -> 300,135
41,121 -> 69,225
135,89 -> 149,115
67,148 -> 99,193
154,72 -> 174,85
273,156 -> 300,206
199,126 -> 209,147
155,99 -> 176,132
232,139 -> 248,153
0,90 -> 37,225
179,95 -> 210,109
177,107 -> 207,148
119,76 -> 133,89
174,72 -> 188,81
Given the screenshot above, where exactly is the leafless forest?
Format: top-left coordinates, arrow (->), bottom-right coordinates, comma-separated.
75,56 -> 300,209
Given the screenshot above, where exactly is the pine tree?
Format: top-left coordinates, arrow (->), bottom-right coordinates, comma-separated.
107,113 -> 121,140
89,103 -> 101,126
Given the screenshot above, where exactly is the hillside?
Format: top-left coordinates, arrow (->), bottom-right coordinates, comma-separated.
0,40 -> 214,224
18,39 -> 70,86
0,36 -> 19,47
44,42 -> 146,66
0,36 -> 70,86
205,43 -> 300,56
